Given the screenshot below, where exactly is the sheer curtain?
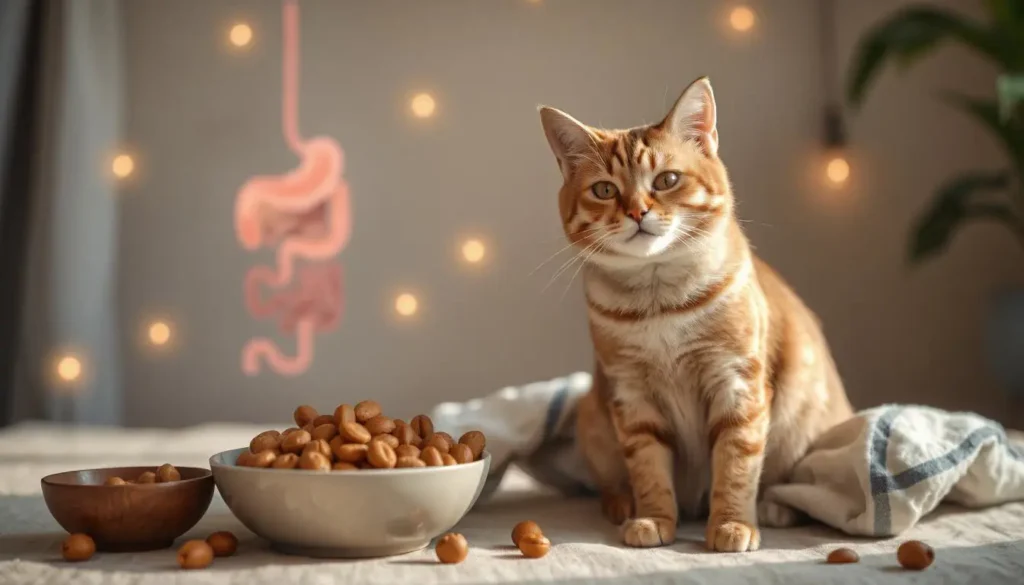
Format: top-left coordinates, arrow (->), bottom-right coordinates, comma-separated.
3,0 -> 124,426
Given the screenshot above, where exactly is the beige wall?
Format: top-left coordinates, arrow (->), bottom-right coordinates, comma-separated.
119,0 -> 1022,427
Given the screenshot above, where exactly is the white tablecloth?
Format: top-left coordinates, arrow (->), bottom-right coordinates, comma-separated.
2,422 -> 1023,584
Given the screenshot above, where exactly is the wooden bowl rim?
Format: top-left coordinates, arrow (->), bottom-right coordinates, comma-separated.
41,466 -> 213,488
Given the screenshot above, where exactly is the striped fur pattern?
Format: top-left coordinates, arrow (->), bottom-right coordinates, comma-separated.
538,78 -> 853,552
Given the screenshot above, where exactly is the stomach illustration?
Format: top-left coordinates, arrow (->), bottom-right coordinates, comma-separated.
235,0 -> 351,376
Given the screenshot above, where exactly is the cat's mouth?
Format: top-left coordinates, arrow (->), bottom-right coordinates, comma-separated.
625,226 -> 660,242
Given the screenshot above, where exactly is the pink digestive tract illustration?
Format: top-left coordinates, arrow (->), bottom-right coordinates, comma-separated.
235,0 -> 351,376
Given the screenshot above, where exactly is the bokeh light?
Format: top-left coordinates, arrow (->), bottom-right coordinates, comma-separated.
729,6 -> 756,32
395,293 -> 419,317
826,155 -> 851,185
111,154 -> 134,179
462,239 -> 486,264
229,23 -> 253,47
148,320 -> 172,346
410,93 -> 436,118
56,355 -> 82,382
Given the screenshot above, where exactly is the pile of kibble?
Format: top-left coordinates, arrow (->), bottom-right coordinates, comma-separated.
235,401 -> 486,471
103,464 -> 181,486
827,541 -> 935,571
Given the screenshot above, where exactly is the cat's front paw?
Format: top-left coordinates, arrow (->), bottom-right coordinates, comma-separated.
706,520 -> 760,552
621,517 -> 676,547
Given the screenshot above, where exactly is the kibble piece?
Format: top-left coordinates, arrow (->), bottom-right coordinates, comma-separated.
421,446 -> 444,467
449,443 -> 474,464
249,430 -> 281,454
435,431 -> 455,446
518,533 -> 550,558
235,451 -> 258,467
299,451 -> 332,472
354,400 -> 382,423
312,414 -> 334,428
332,462 -> 358,471
303,439 -> 333,460
334,404 -> 356,427
271,453 -> 300,469
293,405 -> 319,428
368,440 -> 398,469
410,414 -> 433,438
206,531 -> 238,557
137,471 -> 157,484
281,429 -> 312,454
459,431 -> 486,459
435,532 -> 469,564
62,533 -> 95,562
394,424 -> 420,446
365,415 -> 396,436
334,442 -> 369,463
397,456 -> 426,468
442,454 -> 458,466
177,539 -> 214,570
372,433 -> 399,449
281,426 -> 300,436
393,418 -> 407,428
311,423 -> 338,442
395,444 -> 421,459
251,450 -> 277,468
897,540 -> 934,571
104,476 -> 126,486
301,422 -> 316,434
512,521 -> 543,547
827,548 -> 859,564
340,421 -> 372,444
156,463 -> 181,483
423,434 -> 451,454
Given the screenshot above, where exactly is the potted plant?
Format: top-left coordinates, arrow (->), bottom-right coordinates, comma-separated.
846,0 -> 1024,399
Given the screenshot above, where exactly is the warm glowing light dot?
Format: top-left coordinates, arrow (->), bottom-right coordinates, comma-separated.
111,154 -> 134,179
148,321 -> 171,346
229,23 -> 253,47
729,6 -> 756,32
56,356 -> 82,382
826,156 -> 851,185
462,239 -> 486,263
395,293 -> 419,317
410,93 -> 436,118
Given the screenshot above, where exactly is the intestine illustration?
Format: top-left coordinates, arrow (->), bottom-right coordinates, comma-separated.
235,0 -> 350,376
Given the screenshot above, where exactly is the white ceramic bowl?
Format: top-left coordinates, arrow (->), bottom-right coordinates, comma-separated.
210,448 -> 490,558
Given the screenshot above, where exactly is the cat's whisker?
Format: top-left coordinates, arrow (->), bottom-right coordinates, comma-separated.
542,229 -> 615,293
561,232 -> 616,300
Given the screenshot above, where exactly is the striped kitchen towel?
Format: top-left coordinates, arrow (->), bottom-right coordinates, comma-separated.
763,405 -> 1024,536
428,371 -> 595,502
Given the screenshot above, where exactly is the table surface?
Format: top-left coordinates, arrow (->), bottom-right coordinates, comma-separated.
2,422 -> 1023,585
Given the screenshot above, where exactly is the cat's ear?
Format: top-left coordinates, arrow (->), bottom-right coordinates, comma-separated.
538,106 -> 597,178
661,77 -> 718,156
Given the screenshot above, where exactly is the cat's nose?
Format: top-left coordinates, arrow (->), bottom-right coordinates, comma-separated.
626,208 -> 649,223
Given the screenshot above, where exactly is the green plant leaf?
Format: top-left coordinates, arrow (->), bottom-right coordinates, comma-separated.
985,0 -> 1024,32
909,171 -> 1016,263
942,92 -> 1024,165
847,6 -> 1024,109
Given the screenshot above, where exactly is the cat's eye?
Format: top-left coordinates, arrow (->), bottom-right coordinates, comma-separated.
591,181 -> 620,200
652,171 -> 681,191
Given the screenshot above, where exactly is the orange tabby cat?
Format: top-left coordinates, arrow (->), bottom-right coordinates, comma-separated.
538,78 -> 853,552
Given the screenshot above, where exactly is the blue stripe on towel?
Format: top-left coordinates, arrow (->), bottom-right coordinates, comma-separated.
868,406 -> 1024,535
542,382 -> 570,443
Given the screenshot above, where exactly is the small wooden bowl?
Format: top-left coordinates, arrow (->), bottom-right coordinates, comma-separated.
41,466 -> 214,552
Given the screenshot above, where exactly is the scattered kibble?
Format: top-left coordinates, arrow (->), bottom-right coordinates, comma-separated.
826,547 -> 859,564
177,539 -> 214,570
435,532 -> 469,564
518,533 -> 551,558
61,533 -> 95,562
512,520 -> 543,547
206,531 -> 238,557
897,540 -> 934,571
156,463 -> 181,483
